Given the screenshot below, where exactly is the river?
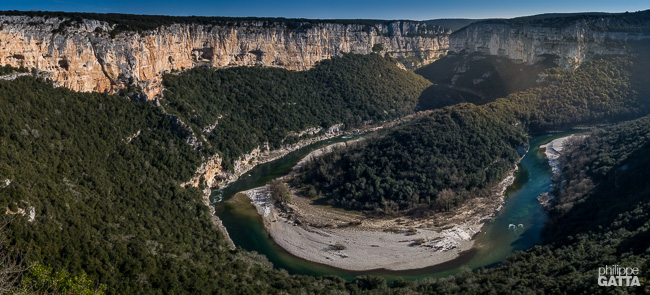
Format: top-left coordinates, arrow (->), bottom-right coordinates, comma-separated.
213,132 -> 575,281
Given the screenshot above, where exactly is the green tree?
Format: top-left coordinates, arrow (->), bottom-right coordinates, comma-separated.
270,179 -> 290,205
17,263 -> 106,295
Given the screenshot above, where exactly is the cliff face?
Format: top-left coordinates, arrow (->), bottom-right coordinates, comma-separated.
450,19 -> 650,69
3,13 -> 649,99
0,15 -> 448,99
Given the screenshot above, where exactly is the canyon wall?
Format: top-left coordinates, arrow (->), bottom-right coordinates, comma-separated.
450,18 -> 650,69
1,13 -> 649,100
0,15 -> 449,99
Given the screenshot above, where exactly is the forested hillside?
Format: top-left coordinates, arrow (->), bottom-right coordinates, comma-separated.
0,77 -> 212,293
296,42 -> 650,216
0,54 -> 437,294
490,55 -> 649,131
162,54 -> 430,170
415,53 -> 557,105
0,76 -> 361,294
294,105 -> 527,215
546,115 -> 650,240
410,114 -> 650,294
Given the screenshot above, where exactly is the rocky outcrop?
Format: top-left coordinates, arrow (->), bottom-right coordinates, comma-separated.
538,134 -> 588,208
5,203 -> 36,222
182,124 -> 350,190
3,12 -> 649,99
0,15 -> 449,99
450,18 -> 650,69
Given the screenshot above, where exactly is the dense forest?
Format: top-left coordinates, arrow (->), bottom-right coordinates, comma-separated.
408,114 -> 650,294
0,76 -> 361,294
490,54 -> 650,132
546,115 -> 650,240
293,105 -> 527,215
0,77 -> 212,293
296,41 -> 650,216
162,54 -> 430,170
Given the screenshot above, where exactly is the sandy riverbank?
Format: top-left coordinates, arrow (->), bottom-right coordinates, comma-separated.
235,141 -> 518,271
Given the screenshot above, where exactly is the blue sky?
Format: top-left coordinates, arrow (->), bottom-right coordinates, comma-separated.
1,0 -> 648,20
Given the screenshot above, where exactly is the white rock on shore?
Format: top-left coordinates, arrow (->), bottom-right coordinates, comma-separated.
538,134 -> 587,207
540,134 -> 587,179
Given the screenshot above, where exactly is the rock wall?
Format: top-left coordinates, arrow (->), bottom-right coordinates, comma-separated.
3,13 -> 649,99
0,15 -> 449,99
450,19 -> 650,69
182,124 -> 349,190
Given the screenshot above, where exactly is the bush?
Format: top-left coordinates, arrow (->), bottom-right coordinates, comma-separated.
331,242 -> 346,250
270,179 -> 290,205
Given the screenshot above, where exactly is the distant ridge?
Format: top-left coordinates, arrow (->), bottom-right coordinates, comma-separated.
514,11 -> 631,20
0,10 -> 483,33
0,10 -> 446,32
423,19 -> 480,31
457,9 -> 650,33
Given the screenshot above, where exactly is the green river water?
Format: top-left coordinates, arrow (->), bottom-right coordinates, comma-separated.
213,132 -> 575,281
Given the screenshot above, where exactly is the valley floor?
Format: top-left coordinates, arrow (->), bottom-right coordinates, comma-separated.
233,142 -> 517,271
